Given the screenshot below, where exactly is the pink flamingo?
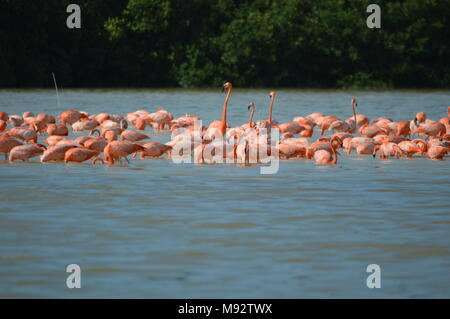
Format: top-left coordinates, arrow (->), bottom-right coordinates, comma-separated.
412,121 -> 446,138
47,124 -> 69,136
103,141 -> 145,165
9,144 -> 47,162
121,130 -> 150,142
0,120 -> 7,132
137,142 -> 172,158
58,110 -> 87,125
41,144 -> 78,162
208,82 -> 232,136
0,135 -> 23,159
241,103 -> 256,129
4,127 -> 38,143
64,147 -> 100,164
314,139 -> 339,164
372,139 -> 403,159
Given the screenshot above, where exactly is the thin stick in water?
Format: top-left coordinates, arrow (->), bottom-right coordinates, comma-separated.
52,72 -> 60,108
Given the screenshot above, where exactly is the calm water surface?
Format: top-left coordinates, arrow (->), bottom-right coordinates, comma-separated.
0,89 -> 449,298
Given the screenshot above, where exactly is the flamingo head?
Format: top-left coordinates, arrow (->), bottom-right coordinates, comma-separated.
120,119 -> 128,130
416,112 -> 426,123
248,103 -> 255,111
35,143 -> 47,150
331,136 -> 343,148
352,98 -> 358,107
269,91 -> 276,98
222,82 -> 232,92
89,129 -> 101,137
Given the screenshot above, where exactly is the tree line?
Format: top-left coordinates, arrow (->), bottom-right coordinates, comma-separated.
0,0 -> 449,88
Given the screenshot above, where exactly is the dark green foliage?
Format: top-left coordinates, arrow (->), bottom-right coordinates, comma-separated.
0,0 -> 449,88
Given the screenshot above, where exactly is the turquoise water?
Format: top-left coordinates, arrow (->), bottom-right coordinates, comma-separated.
0,89 -> 449,298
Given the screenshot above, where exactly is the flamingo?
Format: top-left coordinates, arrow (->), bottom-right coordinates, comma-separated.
176,114 -> 200,127
355,142 -> 376,155
47,124 -> 69,136
120,130 -> 150,142
100,119 -> 128,136
83,137 -> 108,153
258,91 -> 278,128
72,119 -> 99,132
359,123 -> 386,138
41,144 -> 78,162
372,139 -> 403,159
208,82 -> 232,136
44,135 -> 68,146
145,108 -> 174,130
8,115 -> 24,127
313,139 -> 339,164
415,112 -> 427,123
0,120 -> 6,132
29,119 -> 48,133
427,144 -> 448,160
93,113 -> 111,124
319,115 -> 341,136
306,136 -> 342,159
396,121 -> 411,137
276,142 -> 307,159
373,135 -> 405,145
412,121 -> 446,138
137,142 -> 172,158
241,103 -> 255,129
346,98 -> 369,127
103,141 -> 145,165
439,117 -> 450,134
0,135 -> 23,159
4,127 -> 38,143
305,112 -> 325,127
36,113 -> 56,124
58,110 -> 87,125
135,117 -> 147,130
103,129 -> 118,143
330,98 -> 361,134
343,137 -> 374,155
64,147 -> 100,164
274,121 -> 305,135
0,112 -> 8,122
9,144 -> 47,162
126,110 -> 149,125
398,140 -> 423,157
197,82 -> 233,162
22,111 -> 33,118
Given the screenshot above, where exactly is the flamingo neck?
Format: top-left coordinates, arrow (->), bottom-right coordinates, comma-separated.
352,101 -> 358,134
221,87 -> 231,134
331,147 -> 337,164
331,142 -> 338,164
269,96 -> 275,122
249,106 -> 255,127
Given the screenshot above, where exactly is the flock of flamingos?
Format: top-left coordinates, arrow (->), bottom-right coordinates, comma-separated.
1,82 -> 449,166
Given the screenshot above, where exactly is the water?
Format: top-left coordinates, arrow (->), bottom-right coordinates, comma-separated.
0,89 -> 449,298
